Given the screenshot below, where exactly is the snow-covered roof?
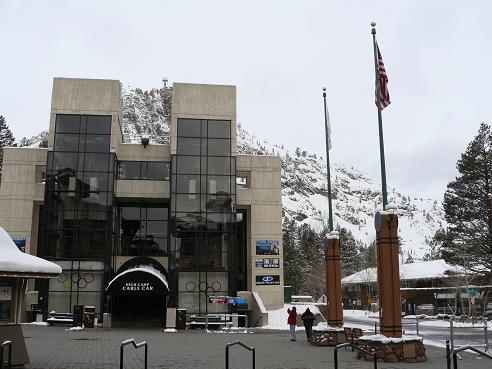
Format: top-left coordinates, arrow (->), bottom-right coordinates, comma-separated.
342,259 -> 461,285
0,227 -> 61,276
106,265 -> 168,291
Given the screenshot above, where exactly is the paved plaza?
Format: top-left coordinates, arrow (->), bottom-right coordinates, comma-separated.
20,325 -> 489,369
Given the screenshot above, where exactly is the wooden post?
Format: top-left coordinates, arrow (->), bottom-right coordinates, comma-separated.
375,209 -> 402,337
325,231 -> 343,328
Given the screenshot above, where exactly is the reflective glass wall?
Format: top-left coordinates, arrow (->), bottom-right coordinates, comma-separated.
39,114 -> 114,314
169,119 -> 236,315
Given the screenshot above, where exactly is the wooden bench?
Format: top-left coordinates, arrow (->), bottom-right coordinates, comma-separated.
47,312 -> 74,326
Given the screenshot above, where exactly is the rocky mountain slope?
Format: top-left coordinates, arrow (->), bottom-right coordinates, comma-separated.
20,85 -> 445,259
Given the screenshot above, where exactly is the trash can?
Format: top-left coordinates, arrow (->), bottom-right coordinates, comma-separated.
73,305 -> 84,327
103,313 -> 112,330
83,306 -> 96,328
176,309 -> 187,330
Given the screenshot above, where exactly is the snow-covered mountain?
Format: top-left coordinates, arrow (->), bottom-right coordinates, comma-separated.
20,85 -> 446,259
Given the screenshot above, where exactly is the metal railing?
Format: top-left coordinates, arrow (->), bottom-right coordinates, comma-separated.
446,340 -> 492,369
334,342 -> 377,369
401,317 -> 420,336
449,317 -> 489,352
225,341 -> 255,369
120,338 -> 148,369
0,341 -> 12,369
205,314 -> 249,331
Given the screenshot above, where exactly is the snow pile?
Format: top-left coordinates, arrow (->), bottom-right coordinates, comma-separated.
0,227 -> 61,275
66,326 -> 84,331
342,259 -> 460,284
163,328 -> 177,333
359,334 -> 423,343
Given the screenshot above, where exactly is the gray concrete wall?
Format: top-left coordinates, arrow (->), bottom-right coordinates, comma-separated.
115,179 -> 169,199
170,83 -> 237,155
0,148 -> 47,255
236,154 -> 284,310
48,78 -> 122,151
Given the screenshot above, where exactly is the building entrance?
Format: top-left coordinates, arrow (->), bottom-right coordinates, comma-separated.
106,257 -> 169,327
112,294 -> 166,327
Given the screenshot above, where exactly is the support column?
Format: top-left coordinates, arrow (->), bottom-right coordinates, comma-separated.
325,231 -> 343,328
375,208 -> 402,337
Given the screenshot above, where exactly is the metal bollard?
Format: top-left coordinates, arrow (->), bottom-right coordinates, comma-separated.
450,319 -> 454,351
485,321 -> 489,353
446,340 -> 451,369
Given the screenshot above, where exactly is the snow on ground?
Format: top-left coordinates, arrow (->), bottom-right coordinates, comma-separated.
343,309 -> 379,319
22,321 -> 48,326
262,304 -> 322,330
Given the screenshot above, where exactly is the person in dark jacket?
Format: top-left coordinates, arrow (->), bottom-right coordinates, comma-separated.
301,308 -> 315,342
287,306 -> 297,341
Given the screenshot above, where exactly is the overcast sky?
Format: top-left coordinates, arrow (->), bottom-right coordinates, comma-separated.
1,1 -> 491,200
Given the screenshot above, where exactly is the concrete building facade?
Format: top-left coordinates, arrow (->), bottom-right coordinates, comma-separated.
0,78 -> 283,326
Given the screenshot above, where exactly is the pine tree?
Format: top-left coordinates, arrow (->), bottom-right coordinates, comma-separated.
436,122 -> 492,274
338,227 -> 363,277
0,115 -> 15,174
282,218 -> 304,294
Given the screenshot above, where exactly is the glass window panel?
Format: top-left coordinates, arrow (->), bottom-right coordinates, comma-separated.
121,207 -> 141,221
86,116 -> 111,134
56,115 -> 80,134
82,192 -> 111,209
208,120 -> 230,138
177,137 -> 201,155
175,194 -> 201,213
147,208 -> 168,221
119,161 -> 141,179
207,138 -> 230,156
207,175 -> 231,194
84,134 -> 110,152
146,221 -> 166,237
201,139 -> 207,156
205,194 -> 234,212
176,175 -> 200,194
176,156 -> 200,174
83,153 -> 110,172
54,134 -> 79,152
147,162 -> 170,180
177,119 -> 201,137
51,152 -> 78,171
207,157 -> 230,175
154,237 -> 167,256
82,172 -> 109,193
140,162 -> 148,179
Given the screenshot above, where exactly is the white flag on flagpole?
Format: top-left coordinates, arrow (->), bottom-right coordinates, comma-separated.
325,103 -> 332,150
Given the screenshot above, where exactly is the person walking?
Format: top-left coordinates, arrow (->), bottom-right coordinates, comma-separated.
287,306 -> 297,341
301,307 -> 315,342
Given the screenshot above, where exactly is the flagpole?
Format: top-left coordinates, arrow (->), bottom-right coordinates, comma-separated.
322,87 -> 334,232
371,22 -> 388,210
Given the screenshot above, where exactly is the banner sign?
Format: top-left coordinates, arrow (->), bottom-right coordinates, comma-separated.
255,240 -> 280,255
255,258 -> 280,268
0,287 -> 12,301
208,296 -> 248,305
12,237 -> 26,252
255,275 -> 280,286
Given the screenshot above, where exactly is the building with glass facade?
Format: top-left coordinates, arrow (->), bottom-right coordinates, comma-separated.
0,78 -> 283,326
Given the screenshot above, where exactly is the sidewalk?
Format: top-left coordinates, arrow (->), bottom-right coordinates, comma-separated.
21,325 -> 487,369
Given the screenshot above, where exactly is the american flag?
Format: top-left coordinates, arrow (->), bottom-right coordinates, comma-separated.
376,43 -> 391,110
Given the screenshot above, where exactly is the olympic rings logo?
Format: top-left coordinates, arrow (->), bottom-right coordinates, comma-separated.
57,272 -> 95,289
185,280 -> 222,295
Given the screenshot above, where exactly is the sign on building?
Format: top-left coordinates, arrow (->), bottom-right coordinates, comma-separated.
255,240 -> 280,255
255,275 -> 280,286
255,258 -> 280,268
